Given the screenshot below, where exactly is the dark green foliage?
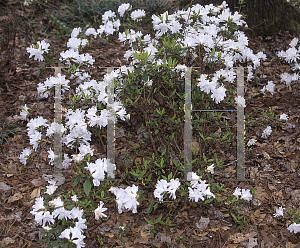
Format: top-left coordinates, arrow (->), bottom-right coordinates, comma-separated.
38,0 -> 177,35
176,0 -> 300,37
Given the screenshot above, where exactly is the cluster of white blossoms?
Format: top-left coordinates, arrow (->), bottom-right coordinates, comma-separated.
85,158 -> 115,187
187,172 -> 216,202
37,73 -> 70,98
118,3 -> 132,17
287,223 -> 300,234
277,38 -> 300,87
154,178 -> 181,202
280,113 -> 289,121
20,104 -> 30,121
26,116 -> 49,151
67,28 -> 88,51
111,2 -> 269,106
109,185 -> 140,214
247,138 -> 257,147
30,174 -> 254,247
60,27 -> 94,65
94,201 -> 108,220
277,37 -> 300,63
273,206 -> 300,234
26,40 -> 50,61
273,206 -> 284,218
280,72 -> 299,87
261,81 -> 275,95
19,147 -> 32,165
130,9 -> 146,22
235,96 -> 246,107
20,73 -> 127,168
261,126 -> 272,139
233,187 -> 252,201
30,192 -> 87,248
23,1 -> 300,246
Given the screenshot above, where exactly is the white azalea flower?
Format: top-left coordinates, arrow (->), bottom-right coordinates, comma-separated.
274,206 -> 284,217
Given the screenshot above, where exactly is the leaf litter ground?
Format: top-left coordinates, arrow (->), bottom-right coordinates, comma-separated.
0,1 -> 300,248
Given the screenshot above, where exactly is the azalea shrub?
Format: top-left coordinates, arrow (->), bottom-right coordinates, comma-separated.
21,1 -> 300,247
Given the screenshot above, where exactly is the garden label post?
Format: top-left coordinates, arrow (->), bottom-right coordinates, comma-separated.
106,67 -> 116,179
46,64 -> 69,186
236,67 -> 245,181
49,66 -> 118,182
97,67 -> 121,181
184,67 -> 247,181
184,67 -> 192,181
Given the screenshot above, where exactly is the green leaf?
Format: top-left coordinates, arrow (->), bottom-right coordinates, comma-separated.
136,67 -> 141,75
212,47 -> 215,55
163,56 -> 167,64
146,219 -> 154,225
231,212 -> 238,222
147,202 -> 153,214
120,237 -> 125,244
155,215 -> 163,224
143,71 -> 148,82
130,171 -> 140,177
62,242 -> 69,248
204,198 -> 214,204
128,98 -> 133,105
50,240 -> 60,246
132,42 -> 137,50
133,52 -> 139,60
73,176 -> 81,187
168,172 -> 172,181
140,51 -> 149,60
221,132 -> 230,141
191,158 -> 198,164
199,132 -> 205,140
83,178 -> 92,197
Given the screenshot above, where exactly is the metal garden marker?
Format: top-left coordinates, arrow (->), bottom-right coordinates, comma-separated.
106,67 -> 116,179
46,64 -> 69,186
98,67 -> 121,181
236,67 -> 246,181
46,66 -> 118,182
184,67 -> 248,181
184,67 -> 192,181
